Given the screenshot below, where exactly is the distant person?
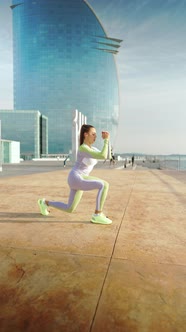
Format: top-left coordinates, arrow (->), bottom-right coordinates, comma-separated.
38,124 -> 112,225
63,155 -> 69,167
110,149 -> 116,166
112,154 -> 116,164
131,155 -> 135,167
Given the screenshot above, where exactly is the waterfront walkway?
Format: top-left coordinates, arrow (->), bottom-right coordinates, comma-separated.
0,164 -> 185,331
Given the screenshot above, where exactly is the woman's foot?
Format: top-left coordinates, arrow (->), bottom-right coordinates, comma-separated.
38,198 -> 49,216
91,214 -> 112,225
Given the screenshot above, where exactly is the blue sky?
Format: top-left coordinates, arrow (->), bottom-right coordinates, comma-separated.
1,0 -> 186,155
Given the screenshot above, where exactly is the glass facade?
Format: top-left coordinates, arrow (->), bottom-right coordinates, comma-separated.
0,110 -> 48,159
1,141 -> 10,163
11,0 -> 122,153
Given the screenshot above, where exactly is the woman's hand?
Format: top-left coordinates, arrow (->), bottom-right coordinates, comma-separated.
102,131 -> 110,139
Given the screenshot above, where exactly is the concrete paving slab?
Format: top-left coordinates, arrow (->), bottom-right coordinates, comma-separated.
0,165 -> 186,331
127,170 -> 186,194
0,247 -> 109,332
0,171 -> 121,257
92,259 -> 186,332
113,225 -> 186,265
114,173 -> 186,265
0,219 -> 117,257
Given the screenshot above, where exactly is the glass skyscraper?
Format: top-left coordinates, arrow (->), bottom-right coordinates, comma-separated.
0,110 -> 48,159
11,0 -> 122,153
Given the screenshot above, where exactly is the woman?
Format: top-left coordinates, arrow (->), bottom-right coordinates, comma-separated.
38,124 -> 112,224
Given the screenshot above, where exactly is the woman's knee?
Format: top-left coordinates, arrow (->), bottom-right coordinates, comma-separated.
98,180 -> 109,190
66,206 -> 75,213
104,180 -> 109,190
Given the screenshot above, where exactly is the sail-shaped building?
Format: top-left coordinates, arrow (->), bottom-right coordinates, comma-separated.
11,0 -> 122,153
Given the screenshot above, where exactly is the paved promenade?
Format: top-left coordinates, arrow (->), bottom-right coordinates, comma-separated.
0,163 -> 186,332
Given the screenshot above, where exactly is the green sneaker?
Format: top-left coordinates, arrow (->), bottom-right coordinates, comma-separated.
38,198 -> 49,216
100,213 -> 108,218
91,214 -> 112,225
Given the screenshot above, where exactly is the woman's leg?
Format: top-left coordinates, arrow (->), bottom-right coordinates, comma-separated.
43,170 -> 109,215
78,175 -> 111,224
47,189 -> 83,213
40,175 -> 111,223
81,175 -> 109,212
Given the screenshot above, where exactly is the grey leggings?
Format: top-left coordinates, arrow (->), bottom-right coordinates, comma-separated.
48,172 -> 109,213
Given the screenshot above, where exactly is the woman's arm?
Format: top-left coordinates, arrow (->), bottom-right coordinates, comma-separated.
79,139 -> 109,160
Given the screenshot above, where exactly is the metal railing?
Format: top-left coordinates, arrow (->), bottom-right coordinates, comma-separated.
136,156 -> 185,171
